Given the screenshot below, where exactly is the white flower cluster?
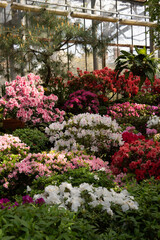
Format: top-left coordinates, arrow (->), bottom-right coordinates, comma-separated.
33,182 -> 139,216
45,113 -> 124,153
147,115 -> 160,128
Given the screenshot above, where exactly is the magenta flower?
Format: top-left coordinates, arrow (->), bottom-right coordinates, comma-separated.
35,198 -> 45,205
22,195 -> 34,204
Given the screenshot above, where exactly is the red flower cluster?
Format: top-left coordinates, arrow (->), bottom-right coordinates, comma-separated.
111,139 -> 160,181
122,131 -> 145,143
142,77 -> 160,94
49,68 -> 160,105
67,67 -> 141,102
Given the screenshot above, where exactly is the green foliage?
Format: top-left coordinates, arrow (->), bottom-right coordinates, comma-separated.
132,92 -> 160,105
118,115 -> 149,135
0,204 -> 99,240
115,47 -> 160,89
0,9 -> 110,84
77,179 -> 160,240
30,167 -> 116,195
146,0 -> 160,48
1,179 -> 160,239
0,10 -> 91,83
12,128 -> 50,153
0,140 -> 29,166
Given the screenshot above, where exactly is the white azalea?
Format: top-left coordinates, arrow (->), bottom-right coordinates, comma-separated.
45,113 -> 124,154
33,182 -> 138,216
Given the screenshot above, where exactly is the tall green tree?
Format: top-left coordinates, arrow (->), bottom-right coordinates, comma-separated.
146,0 -> 160,49
0,9 -> 110,84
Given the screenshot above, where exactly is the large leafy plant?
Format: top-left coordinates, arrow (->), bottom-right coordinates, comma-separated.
115,47 -> 160,89
145,0 -> 160,48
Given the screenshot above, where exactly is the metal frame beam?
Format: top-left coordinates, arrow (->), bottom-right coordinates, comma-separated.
0,1 -> 8,8
11,2 -> 157,28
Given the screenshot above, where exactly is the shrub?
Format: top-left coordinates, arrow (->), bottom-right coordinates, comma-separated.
63,89 -> 99,114
106,102 -> 158,120
13,128 -> 50,153
106,102 -> 159,134
0,150 -> 121,198
122,131 -> 145,143
0,134 -> 29,165
111,139 -> 160,181
30,167 -> 120,194
146,115 -> 160,131
33,182 -> 138,215
45,113 -> 124,158
0,73 -> 65,126
132,92 -> 160,105
0,204 -> 100,240
67,68 -> 140,102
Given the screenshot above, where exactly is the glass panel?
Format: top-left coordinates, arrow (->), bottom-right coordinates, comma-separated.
131,3 -> 145,21
69,44 -> 89,73
118,25 -> 132,45
133,26 -> 146,46
101,0 -> 116,16
117,1 -> 131,19
103,22 -> 117,44
106,46 -> 117,68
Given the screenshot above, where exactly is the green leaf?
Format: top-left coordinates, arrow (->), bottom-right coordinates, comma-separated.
145,70 -> 154,82
139,75 -> 146,90
135,46 -> 147,55
115,55 -> 127,62
124,71 -> 130,80
120,50 -> 133,57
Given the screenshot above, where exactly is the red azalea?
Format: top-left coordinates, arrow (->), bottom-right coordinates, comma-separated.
111,139 -> 160,182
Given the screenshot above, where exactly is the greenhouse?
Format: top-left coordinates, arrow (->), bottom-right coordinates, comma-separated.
0,0 -> 160,239
0,0 -> 159,80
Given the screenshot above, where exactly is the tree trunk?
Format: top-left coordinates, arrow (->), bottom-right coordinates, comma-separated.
91,0 -> 98,70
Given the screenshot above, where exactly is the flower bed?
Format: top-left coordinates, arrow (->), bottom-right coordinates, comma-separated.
0,71 -> 160,239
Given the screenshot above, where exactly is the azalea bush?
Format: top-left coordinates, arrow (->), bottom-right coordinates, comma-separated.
1,149 -> 125,198
141,76 -> 160,94
67,68 -> 141,102
45,113 -> 124,158
1,179 -> 159,240
121,125 -> 145,142
0,73 -> 65,125
33,182 -> 138,215
122,131 -> 145,143
146,115 -> 160,132
106,102 -> 158,120
63,89 -> 99,114
106,102 -> 159,134
30,167 -> 125,195
111,139 -> 160,181
44,67 -> 160,107
0,134 -> 29,164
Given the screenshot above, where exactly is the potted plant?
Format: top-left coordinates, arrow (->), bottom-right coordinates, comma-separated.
115,46 -> 160,89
